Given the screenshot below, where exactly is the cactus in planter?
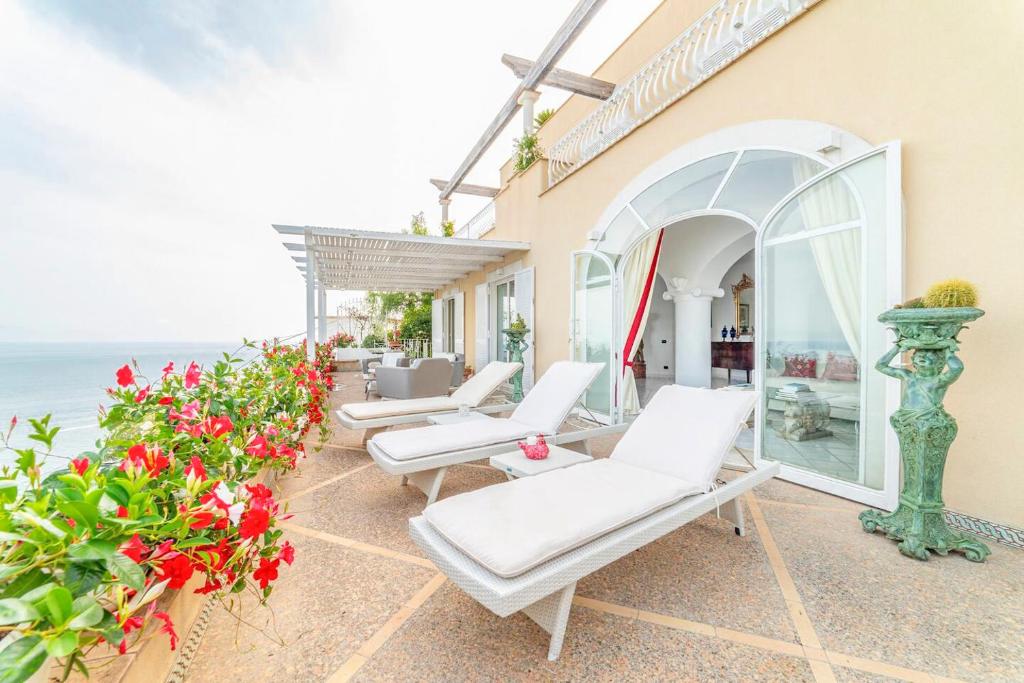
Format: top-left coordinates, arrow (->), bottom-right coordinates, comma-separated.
922,279 -> 978,308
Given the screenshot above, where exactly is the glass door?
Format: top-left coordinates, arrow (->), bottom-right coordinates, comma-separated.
571,250 -> 617,422
494,279 -> 516,362
756,143 -> 902,510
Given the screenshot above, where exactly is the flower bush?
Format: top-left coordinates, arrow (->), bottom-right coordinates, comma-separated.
332,333 -> 356,349
0,340 -> 333,682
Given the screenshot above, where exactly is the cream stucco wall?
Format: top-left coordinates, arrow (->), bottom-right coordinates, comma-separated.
442,0 -> 1024,527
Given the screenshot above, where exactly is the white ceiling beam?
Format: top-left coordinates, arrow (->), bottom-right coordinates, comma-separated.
438,0 -> 607,200
308,246 -> 504,263
428,178 -> 499,198
501,53 -> 615,100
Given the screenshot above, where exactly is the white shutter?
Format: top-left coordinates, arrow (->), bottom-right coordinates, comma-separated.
453,292 -> 465,354
431,299 -> 442,356
514,267 -> 535,392
475,283 -> 489,367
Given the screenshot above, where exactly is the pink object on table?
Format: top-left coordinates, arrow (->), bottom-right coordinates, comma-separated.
518,434 -> 549,460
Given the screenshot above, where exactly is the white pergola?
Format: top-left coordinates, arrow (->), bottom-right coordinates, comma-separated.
273,225 -> 529,358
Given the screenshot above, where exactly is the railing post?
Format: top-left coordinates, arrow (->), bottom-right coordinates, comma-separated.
305,230 -> 316,361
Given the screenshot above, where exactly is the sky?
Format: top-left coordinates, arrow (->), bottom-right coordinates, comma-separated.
0,0 -> 662,342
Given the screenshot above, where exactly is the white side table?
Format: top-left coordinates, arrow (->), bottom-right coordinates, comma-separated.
427,412 -> 491,426
489,444 -> 593,480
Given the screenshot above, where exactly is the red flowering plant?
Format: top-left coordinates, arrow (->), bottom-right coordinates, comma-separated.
0,340 -> 331,682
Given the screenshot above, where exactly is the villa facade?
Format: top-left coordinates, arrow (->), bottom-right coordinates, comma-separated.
426,0 -> 1023,533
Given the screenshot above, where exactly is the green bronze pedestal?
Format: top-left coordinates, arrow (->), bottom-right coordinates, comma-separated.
502,327 -> 530,403
859,307 -> 990,562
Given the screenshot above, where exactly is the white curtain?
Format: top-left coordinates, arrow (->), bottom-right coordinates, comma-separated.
793,159 -> 862,360
620,230 -> 664,414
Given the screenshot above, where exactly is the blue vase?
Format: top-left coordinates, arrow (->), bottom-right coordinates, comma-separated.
721,326 -> 728,341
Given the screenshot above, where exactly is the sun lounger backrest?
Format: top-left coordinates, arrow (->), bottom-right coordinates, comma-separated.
510,361 -> 604,434
450,361 -> 522,407
610,385 -> 758,490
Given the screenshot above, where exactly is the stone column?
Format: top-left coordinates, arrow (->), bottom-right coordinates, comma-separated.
439,198 -> 451,225
517,89 -> 541,134
663,277 -> 724,388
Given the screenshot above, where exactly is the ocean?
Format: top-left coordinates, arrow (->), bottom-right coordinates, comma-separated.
0,342 -> 258,474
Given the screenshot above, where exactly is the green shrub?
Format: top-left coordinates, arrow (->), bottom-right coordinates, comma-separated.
361,333 -> 384,348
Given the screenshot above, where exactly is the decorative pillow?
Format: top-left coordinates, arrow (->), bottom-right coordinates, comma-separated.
783,354 -> 817,378
822,352 -> 859,382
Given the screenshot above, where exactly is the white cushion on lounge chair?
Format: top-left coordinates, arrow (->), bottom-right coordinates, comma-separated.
424,459 -> 699,578
509,361 -> 604,434
611,385 -> 758,491
342,396 -> 459,420
373,417 -> 537,461
450,361 -> 522,406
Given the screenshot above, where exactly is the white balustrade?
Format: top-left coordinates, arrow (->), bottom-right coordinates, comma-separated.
547,0 -> 819,187
453,201 -> 496,240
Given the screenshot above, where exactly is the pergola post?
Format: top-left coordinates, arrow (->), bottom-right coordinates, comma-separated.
304,231 -> 316,361
517,89 -> 541,134
317,283 -> 328,341
439,198 -> 451,225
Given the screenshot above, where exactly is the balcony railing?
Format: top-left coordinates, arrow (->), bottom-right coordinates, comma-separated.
453,200 -> 496,240
547,0 -> 821,187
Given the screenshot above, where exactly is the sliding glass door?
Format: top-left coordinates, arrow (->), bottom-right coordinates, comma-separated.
756,144 -> 902,510
571,250 -> 617,422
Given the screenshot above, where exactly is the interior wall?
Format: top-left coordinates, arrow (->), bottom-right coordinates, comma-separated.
712,250 -> 754,337
642,275 -> 674,378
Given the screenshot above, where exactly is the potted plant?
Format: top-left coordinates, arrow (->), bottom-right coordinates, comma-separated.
859,279 -> 989,562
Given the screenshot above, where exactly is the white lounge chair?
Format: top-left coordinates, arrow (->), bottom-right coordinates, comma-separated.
408,385 -> 779,660
367,361 -> 618,505
337,361 -> 523,436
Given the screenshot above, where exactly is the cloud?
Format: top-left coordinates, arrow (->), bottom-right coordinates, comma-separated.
0,0 -> 661,342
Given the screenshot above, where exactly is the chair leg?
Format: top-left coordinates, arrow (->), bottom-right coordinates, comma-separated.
720,496 -> 746,536
522,582 -> 576,661
404,467 -> 448,505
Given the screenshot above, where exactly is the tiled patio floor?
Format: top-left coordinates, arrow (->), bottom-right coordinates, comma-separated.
182,370 -> 1024,683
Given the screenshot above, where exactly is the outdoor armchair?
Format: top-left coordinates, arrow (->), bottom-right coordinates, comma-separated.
375,357 -> 452,400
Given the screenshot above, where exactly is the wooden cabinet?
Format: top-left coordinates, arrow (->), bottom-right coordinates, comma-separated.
711,341 -> 753,384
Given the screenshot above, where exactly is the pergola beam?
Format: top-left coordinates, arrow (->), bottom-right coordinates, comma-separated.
428,178 -> 499,198
501,53 -> 615,100
300,246 -> 505,264
438,0 -> 607,200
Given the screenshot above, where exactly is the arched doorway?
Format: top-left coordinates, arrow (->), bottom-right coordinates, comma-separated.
570,122 -> 902,508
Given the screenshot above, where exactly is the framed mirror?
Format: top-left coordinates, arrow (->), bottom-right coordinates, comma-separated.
732,273 -> 754,335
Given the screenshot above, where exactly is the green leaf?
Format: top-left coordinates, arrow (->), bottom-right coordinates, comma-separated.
42,586 -> 73,626
106,553 -> 145,592
45,630 -> 78,658
0,532 -> 33,545
0,480 -> 17,503
57,501 -> 98,531
0,598 -> 41,626
0,635 -> 48,683
68,596 -> 103,629
15,581 -> 55,604
15,449 -> 35,473
104,483 -> 130,507
175,535 -> 213,549
63,562 -> 106,596
11,509 -> 65,539
67,539 -> 116,561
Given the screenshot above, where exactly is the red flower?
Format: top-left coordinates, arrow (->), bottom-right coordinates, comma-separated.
70,457 -> 90,476
184,361 -> 201,389
158,395 -> 174,406
252,557 -> 280,589
157,553 -> 194,590
201,415 -> 233,439
153,611 -> 178,651
161,361 -> 174,378
117,505 -> 129,518
115,364 -> 134,387
167,400 -> 199,422
194,577 -> 223,595
245,435 -> 269,459
179,503 -> 214,530
239,507 -> 270,540
279,541 -> 295,566
134,385 -> 150,403
119,615 -> 144,655
119,534 -> 149,563
122,444 -> 169,477
184,456 -> 206,481
8,416 -> 16,429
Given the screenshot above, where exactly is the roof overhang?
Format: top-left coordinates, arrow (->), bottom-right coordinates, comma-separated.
274,225 -> 529,292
